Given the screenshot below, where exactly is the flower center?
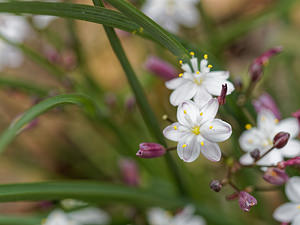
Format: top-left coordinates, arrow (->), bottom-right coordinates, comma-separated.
193,78 -> 203,85
191,126 -> 200,135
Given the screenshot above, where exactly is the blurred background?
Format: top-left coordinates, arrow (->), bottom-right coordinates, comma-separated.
0,0 -> 300,224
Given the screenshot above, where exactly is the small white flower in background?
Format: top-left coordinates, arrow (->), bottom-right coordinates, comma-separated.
142,0 -> 200,34
165,53 -> 234,106
163,99 -> 232,162
239,109 -> 300,166
148,205 -> 206,225
273,177 -> 300,225
43,207 -> 110,225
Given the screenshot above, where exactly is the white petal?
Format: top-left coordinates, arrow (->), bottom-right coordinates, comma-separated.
181,63 -> 192,73
193,88 -> 212,108
239,153 -> 254,165
177,100 -> 200,127
275,118 -> 300,138
200,139 -> 221,162
163,122 -> 189,142
199,98 -> 219,124
257,110 -> 277,134
177,135 -> 201,162
68,207 -> 110,225
281,139 -> 300,158
200,119 -> 232,142
256,149 -> 283,166
166,78 -> 187,90
292,214 -> 300,225
273,203 -> 300,223
169,82 -> 197,106
286,177 -> 300,203
147,208 -> 172,225
239,128 -> 265,152
200,59 -> 209,73
175,3 -> 199,28
44,210 -> 70,225
190,57 -> 199,72
203,79 -> 234,96
205,71 -> 229,80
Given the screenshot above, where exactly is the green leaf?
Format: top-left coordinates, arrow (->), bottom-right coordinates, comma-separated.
0,215 -> 41,225
0,94 -> 103,152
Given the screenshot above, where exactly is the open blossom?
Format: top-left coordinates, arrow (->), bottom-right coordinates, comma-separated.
44,207 -> 110,225
163,99 -> 232,162
148,206 -> 206,225
142,0 -> 200,34
166,54 -> 234,106
253,93 -> 281,119
239,110 -> 300,166
273,177 -> 300,225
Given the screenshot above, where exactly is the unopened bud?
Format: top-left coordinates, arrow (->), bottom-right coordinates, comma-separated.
209,180 -> 223,192
136,143 -> 166,158
253,93 -> 281,119
263,168 -> 289,185
278,157 -> 300,169
238,191 -> 257,212
273,132 -> 290,149
144,56 -> 178,81
217,84 -> 227,106
250,149 -> 260,161
292,109 -> 300,127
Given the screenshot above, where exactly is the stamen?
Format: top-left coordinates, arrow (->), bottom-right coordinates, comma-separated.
179,60 -> 183,64
245,124 -> 252,130
208,64 -> 213,68
173,125 -> 178,130
182,144 -> 187,148
191,126 -> 200,135
196,71 -> 200,74
201,141 -> 204,146
190,51 -> 195,56
297,205 -> 300,209
200,112 -> 203,116
204,54 -> 208,60
183,110 -> 187,114
179,73 -> 183,77
209,126 -> 213,129
261,116 -> 266,121
274,119 -> 279,124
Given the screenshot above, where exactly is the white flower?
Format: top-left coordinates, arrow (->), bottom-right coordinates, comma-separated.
148,206 -> 206,225
43,207 -> 110,225
142,0 -> 200,34
163,99 -> 232,162
239,109 -> 300,166
165,55 -> 234,106
273,177 -> 300,225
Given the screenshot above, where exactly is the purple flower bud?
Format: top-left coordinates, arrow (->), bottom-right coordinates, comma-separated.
209,180 -> 223,192
273,132 -> 290,149
278,157 -> 300,169
217,84 -> 227,106
125,96 -> 136,112
44,46 -> 61,64
119,158 -> 140,187
238,191 -> 257,212
104,93 -> 117,108
253,93 -> 281,119
136,143 -> 166,158
249,47 -> 282,82
263,168 -> 289,185
292,109 -> 300,127
144,56 -> 178,81
250,149 -> 260,161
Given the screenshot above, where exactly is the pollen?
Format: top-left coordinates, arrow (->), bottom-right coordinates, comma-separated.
190,51 -> 195,56
196,71 -> 200,74
200,112 -> 203,116
245,124 -> 252,130
179,60 -> 183,64
201,141 -> 204,146
191,126 -> 200,135
209,126 -> 213,129
179,73 -> 183,77
204,54 -> 208,59
173,125 -> 178,130
183,110 -> 187,114
208,64 -> 213,68
182,144 -> 187,148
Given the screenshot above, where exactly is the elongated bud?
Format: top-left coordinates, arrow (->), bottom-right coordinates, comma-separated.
217,84 -> 227,105
273,132 -> 290,149
144,56 -> 177,80
238,191 -> 257,212
119,158 -> 140,186
253,93 -> 281,119
250,149 -> 260,161
263,168 -> 289,185
292,109 -> 300,127
209,180 -> 222,192
249,47 -> 282,82
136,143 -> 166,158
278,157 -> 300,169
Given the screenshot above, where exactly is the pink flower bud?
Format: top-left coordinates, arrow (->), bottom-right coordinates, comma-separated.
249,47 -> 282,82
250,149 -> 260,161
278,157 -> 300,169
209,180 -> 223,192
217,84 -> 227,106
119,158 -> 140,187
238,191 -> 257,212
292,109 -> 300,127
144,56 -> 178,81
273,132 -> 290,149
263,168 -> 289,185
136,143 -> 166,158
253,93 -> 281,119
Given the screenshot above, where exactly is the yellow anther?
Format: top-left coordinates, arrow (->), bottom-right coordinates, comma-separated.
200,112 -> 203,116
162,114 -> 168,120
201,141 -> 204,146
209,126 -> 213,129
208,64 -> 213,68
179,60 -> 183,64
196,71 -> 200,74
204,54 -> 208,59
275,119 -> 279,124
245,124 -> 252,130
179,73 -> 183,77
182,144 -> 187,148
183,110 -> 187,114
173,125 -> 178,130
261,116 -> 266,121
297,205 -> 300,209
190,51 -> 195,56
192,126 -> 200,135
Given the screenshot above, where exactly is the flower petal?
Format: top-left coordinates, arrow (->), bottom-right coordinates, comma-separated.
280,139 -> 300,158
292,214 -> 300,225
273,203 -> 300,223
165,78 -> 187,90
239,153 -> 254,165
163,122 -> 189,142
147,208 -> 172,225
190,57 -> 199,72
177,135 -> 201,162
275,118 -> 299,138
200,139 -> 222,162
199,98 -> 219,124
181,63 -> 192,73
68,207 -> 110,225
205,71 -> 229,80
203,78 -> 234,96
193,88 -> 212,108
239,128 -> 265,152
169,82 -> 197,106
286,177 -> 300,203
200,119 -> 232,142
256,149 -> 283,166
257,109 -> 277,134
177,100 -> 200,127
200,59 -> 209,73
